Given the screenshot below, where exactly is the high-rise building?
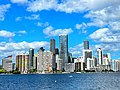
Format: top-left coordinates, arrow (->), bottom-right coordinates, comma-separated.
50,39 -> 55,53
59,34 -> 68,70
37,48 -> 53,73
29,48 -> 34,70
86,58 -> 95,70
56,58 -> 63,71
34,54 -> 37,70
97,48 -> 103,65
50,39 -> 56,71
114,60 -> 120,72
2,55 -> 12,72
16,54 -> 29,73
83,49 -> 92,67
84,40 -> 89,49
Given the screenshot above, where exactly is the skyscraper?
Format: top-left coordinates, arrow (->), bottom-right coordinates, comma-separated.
59,34 -> 68,70
37,48 -> 53,72
29,48 -> 34,70
50,39 -> 55,53
83,49 -> 92,67
84,40 -> 89,49
97,48 -> 103,65
50,39 -> 56,71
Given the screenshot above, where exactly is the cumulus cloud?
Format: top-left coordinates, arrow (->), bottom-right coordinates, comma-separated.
0,30 -> 15,38
26,0 -> 120,13
69,43 -> 83,56
43,26 -> 73,37
75,23 -> 87,34
27,0 -> 57,12
11,0 -> 28,4
18,30 -> 27,34
0,41 -> 49,62
15,17 -> 22,21
0,41 -> 49,51
89,28 -> 120,43
0,4 -> 11,21
37,22 -> 49,27
25,14 -> 40,20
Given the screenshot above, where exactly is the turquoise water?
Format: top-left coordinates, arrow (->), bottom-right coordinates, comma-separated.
0,73 -> 120,90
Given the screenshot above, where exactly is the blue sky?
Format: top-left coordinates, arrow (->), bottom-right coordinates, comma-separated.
0,0 -> 120,63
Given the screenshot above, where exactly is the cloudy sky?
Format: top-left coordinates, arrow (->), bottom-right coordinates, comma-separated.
0,0 -> 120,63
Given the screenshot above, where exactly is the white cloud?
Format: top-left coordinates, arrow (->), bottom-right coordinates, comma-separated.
69,43 -> 83,56
11,0 -> 28,4
0,41 -> 49,51
0,41 -> 49,62
43,26 -> 73,37
15,17 -> 22,21
0,30 -> 15,38
0,4 -> 11,21
75,23 -> 87,34
89,27 -> 120,43
37,22 -> 49,27
27,0 -> 57,12
26,0 -> 120,13
90,28 -> 109,40
56,0 -> 88,13
18,30 -> 27,34
25,14 -> 40,20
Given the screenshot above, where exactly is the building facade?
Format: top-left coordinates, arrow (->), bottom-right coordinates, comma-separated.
29,48 -> 34,70
97,48 -> 103,65
50,39 -> 56,71
16,54 -> 29,73
59,34 -> 68,70
83,49 -> 92,67
2,55 -> 12,72
84,40 -> 89,49
37,48 -> 53,73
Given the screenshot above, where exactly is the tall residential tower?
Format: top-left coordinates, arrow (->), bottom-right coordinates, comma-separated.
59,34 -> 68,70
50,39 -> 56,71
29,48 -> 34,70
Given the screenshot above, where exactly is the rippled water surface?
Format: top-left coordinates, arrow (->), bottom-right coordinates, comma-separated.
0,72 -> 120,90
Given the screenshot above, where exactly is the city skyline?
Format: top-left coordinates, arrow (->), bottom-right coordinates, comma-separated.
0,0 -> 120,63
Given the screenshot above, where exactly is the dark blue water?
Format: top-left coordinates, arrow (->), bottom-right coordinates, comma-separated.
0,73 -> 120,90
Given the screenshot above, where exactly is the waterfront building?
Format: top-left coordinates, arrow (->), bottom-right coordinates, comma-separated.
84,40 -> 89,49
68,52 -> 72,63
12,63 -> 16,71
86,58 -> 95,70
16,54 -> 29,73
56,58 -> 63,71
34,54 -> 37,70
83,49 -> 92,67
59,34 -> 68,70
50,39 -> 56,71
97,48 -> 103,65
29,48 -> 34,70
74,57 -> 85,72
114,60 -> 120,72
64,63 -> 74,72
2,55 -> 12,72
37,48 -> 53,73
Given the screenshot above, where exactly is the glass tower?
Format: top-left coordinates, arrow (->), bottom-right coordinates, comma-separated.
50,39 -> 56,71
29,48 -> 34,70
59,34 -> 68,70
84,40 -> 89,49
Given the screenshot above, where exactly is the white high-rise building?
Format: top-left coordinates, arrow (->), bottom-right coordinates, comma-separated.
86,58 -> 95,70
97,48 -> 103,65
37,48 -> 53,72
114,60 -> 120,72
